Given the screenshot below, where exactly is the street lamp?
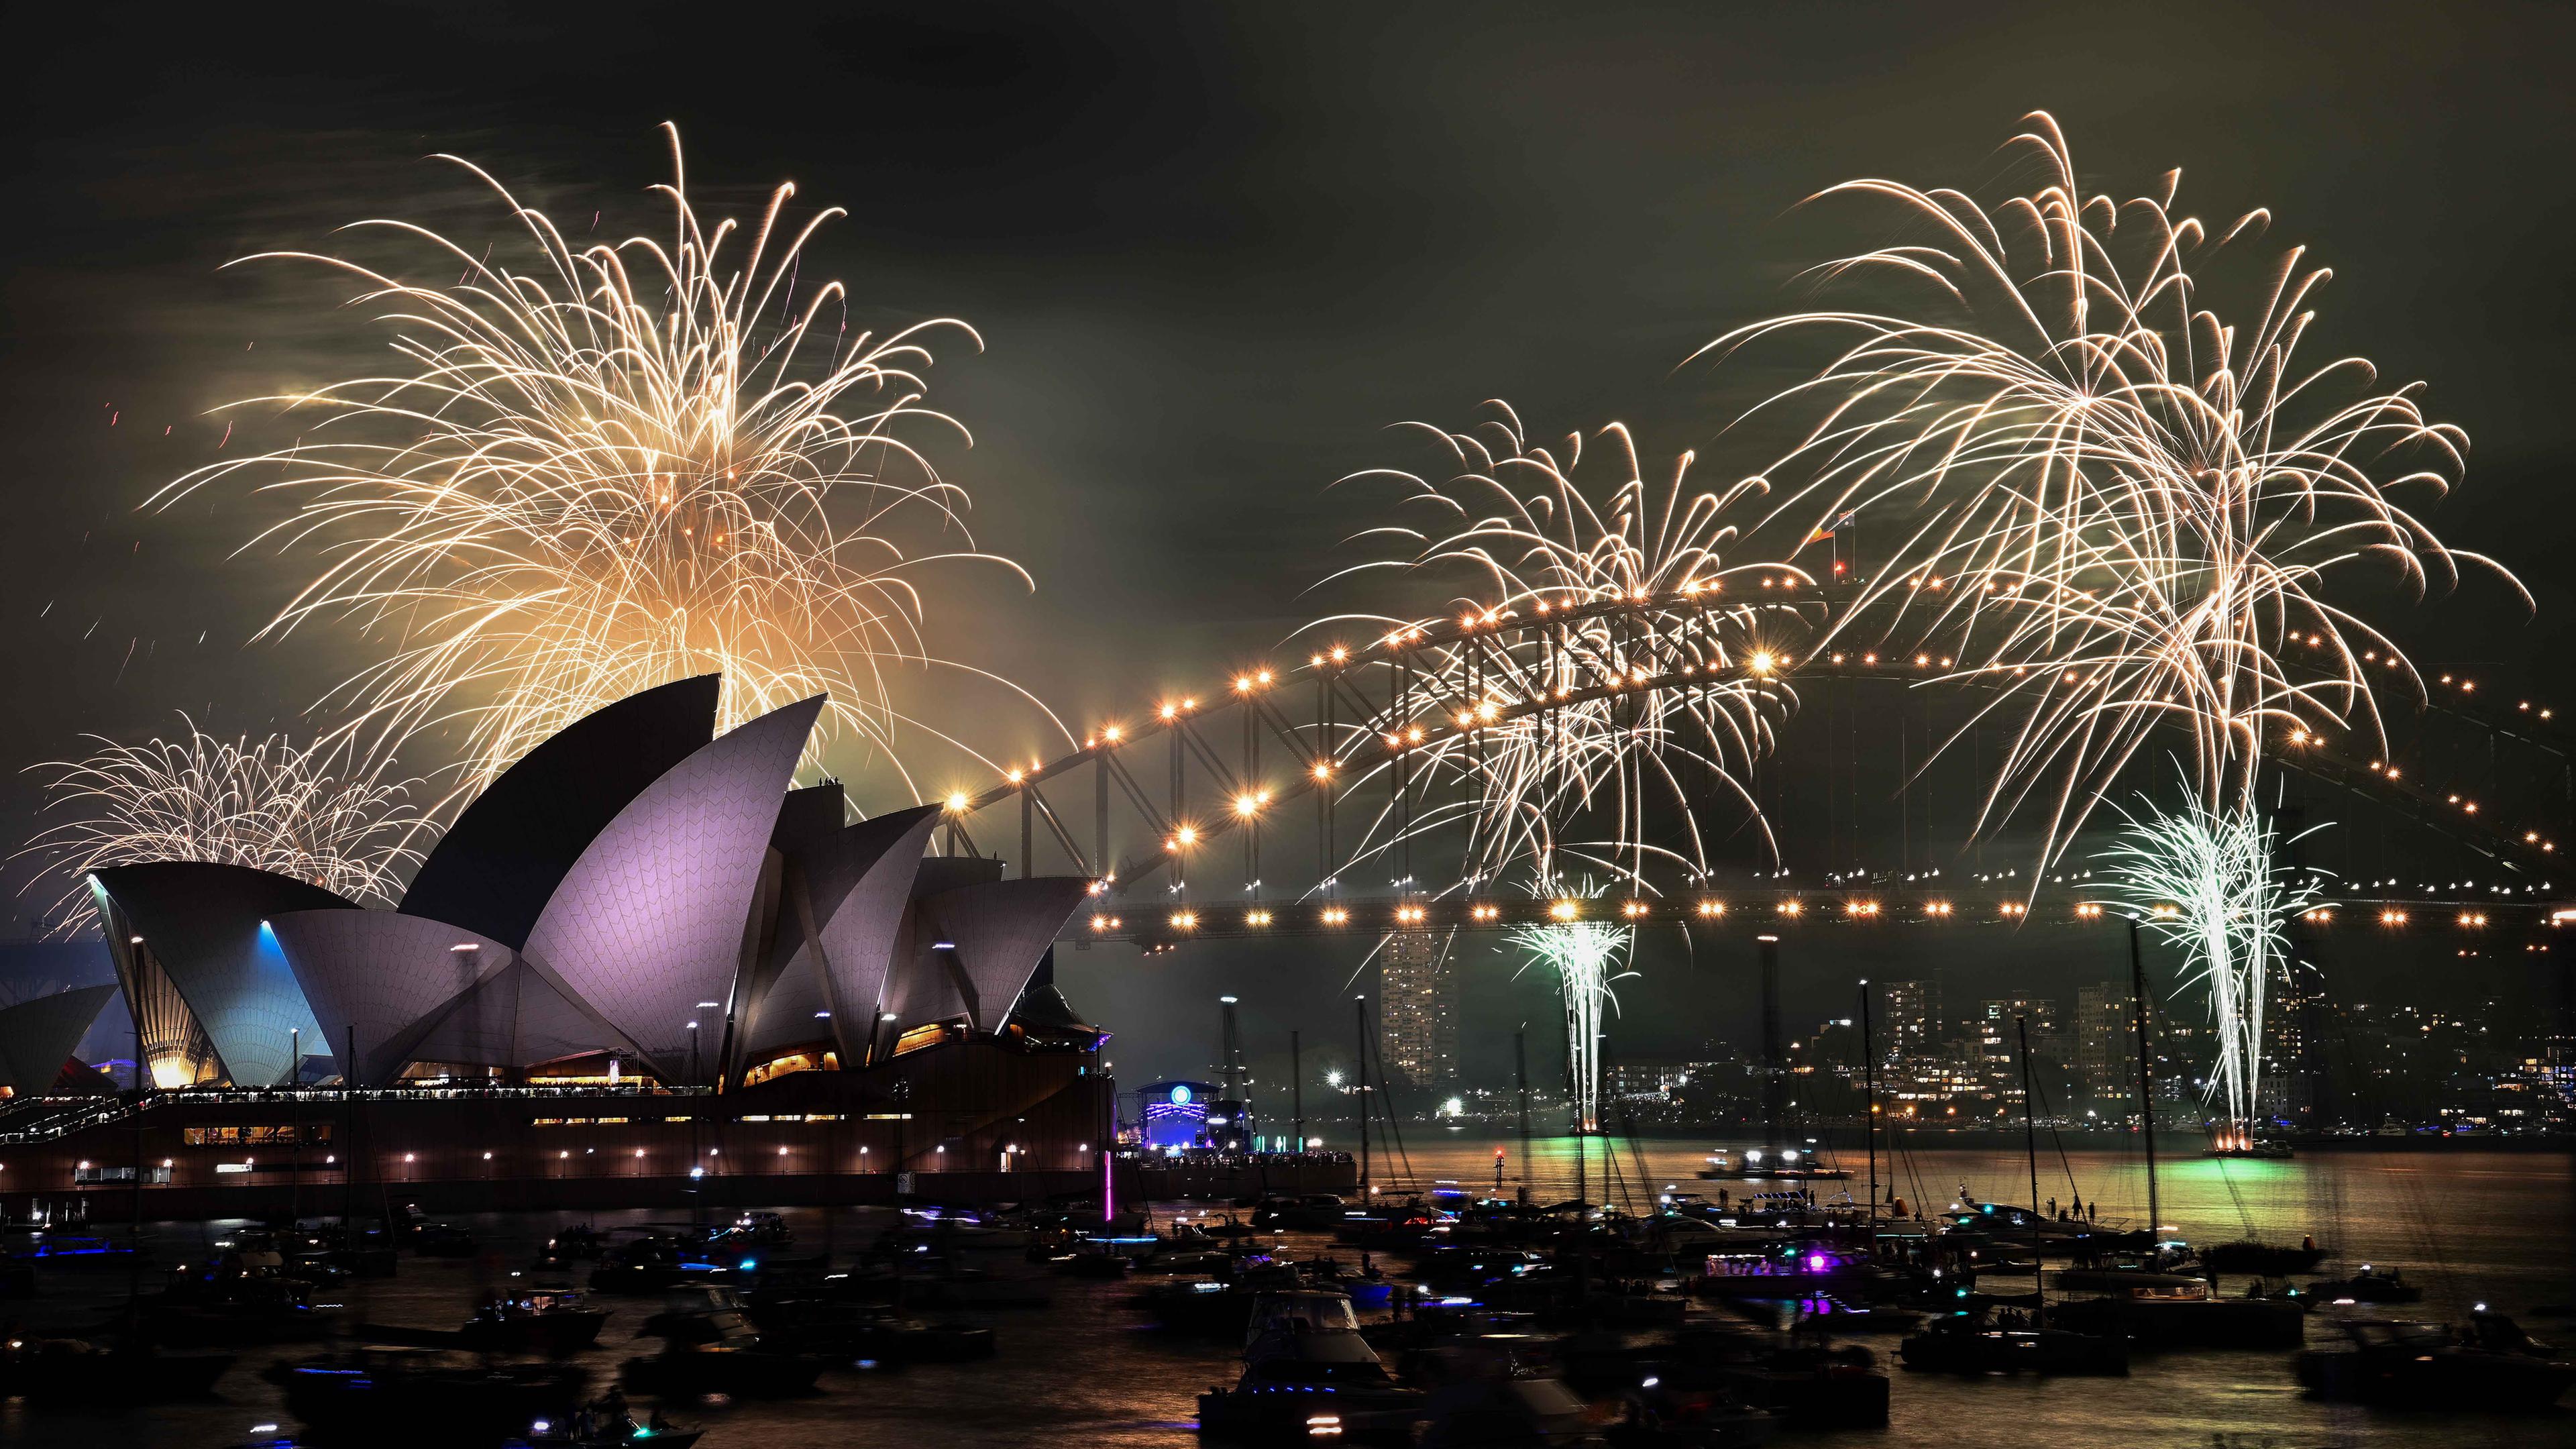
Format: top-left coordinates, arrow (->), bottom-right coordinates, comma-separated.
686,1018 -> 704,1226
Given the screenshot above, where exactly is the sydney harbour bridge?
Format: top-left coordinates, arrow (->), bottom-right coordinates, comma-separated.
948,574 -> 2567,949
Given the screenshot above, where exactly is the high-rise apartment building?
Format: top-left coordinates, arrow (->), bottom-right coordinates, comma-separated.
1980,997 -> 2064,1102
2075,982 -> 2137,1100
1379,930 -> 1458,1087
1876,980 -> 1939,1065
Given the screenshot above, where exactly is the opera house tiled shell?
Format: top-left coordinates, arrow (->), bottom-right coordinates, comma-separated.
0,984 -> 117,1096
86,677 -> 1090,1090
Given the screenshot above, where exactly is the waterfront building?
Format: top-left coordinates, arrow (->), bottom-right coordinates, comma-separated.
1876,979 -> 1937,1066
2074,982 -> 2135,1102
1378,929 -> 1457,1087
1978,996 -> 2063,1102
1605,1059 -> 1690,1101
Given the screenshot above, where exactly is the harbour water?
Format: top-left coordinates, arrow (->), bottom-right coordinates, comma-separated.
3,1138 -> 2566,1447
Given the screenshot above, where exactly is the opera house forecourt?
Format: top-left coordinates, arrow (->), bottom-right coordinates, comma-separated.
0,676 -> 1116,1215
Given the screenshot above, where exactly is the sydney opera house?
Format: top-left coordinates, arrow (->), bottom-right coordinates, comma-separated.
0,677 -> 1114,1212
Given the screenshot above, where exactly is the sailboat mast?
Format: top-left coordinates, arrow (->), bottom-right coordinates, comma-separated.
2017,1015 -> 2044,1330
1860,980 -> 1878,1223
1513,1027 -> 1533,1200
1354,995 -> 1371,1201
2129,918 -> 2161,1253
1291,1030 -> 1303,1152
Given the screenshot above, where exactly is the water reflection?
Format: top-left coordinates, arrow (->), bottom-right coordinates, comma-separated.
0,1140 -> 2562,1448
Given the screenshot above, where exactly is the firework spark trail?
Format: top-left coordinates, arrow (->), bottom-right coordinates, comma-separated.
2091,793 -> 2324,1139
152,123 -> 1068,804
1703,111 -> 2526,869
1308,405 -> 1800,894
15,718 -> 430,934
1503,894 -> 1635,1134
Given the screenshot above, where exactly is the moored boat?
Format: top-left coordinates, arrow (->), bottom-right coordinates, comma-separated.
745,1295 -> 996,1361
462,1286 -> 610,1356
622,1293 -> 828,1399
1897,1310 -> 2129,1376
587,1234 -> 737,1295
5,1232 -> 142,1269
508,1391 -> 702,1448
270,1348 -> 589,1444
1693,1147 -> 1850,1182
2047,1268 -> 2304,1348
2309,1265 -> 2421,1305
1693,1243 -> 1883,1301
1196,1289 -> 1424,1443
2297,1317 -> 2575,1409
0,1336 -> 234,1403
2194,1240 -> 2326,1276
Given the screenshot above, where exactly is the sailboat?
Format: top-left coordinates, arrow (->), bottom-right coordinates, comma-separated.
2051,923 -> 2303,1348
1898,1016 -> 2128,1377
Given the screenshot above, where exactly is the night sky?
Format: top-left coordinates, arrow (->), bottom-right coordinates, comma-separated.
5,3 -> 2571,1090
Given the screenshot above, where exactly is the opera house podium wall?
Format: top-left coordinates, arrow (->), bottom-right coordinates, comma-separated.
1,1032 -> 1117,1218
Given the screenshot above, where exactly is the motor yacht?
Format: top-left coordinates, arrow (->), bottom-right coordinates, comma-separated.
2047,1267 -> 2304,1348
2297,1316 -> 2575,1409
1693,1147 -> 1849,1182
2310,1264 -> 2421,1304
463,1286 -> 610,1356
1897,1309 -> 2129,1376
1196,1289 -> 1423,1443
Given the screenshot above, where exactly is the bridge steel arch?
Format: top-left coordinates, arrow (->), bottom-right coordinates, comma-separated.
943,578 -> 2569,946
